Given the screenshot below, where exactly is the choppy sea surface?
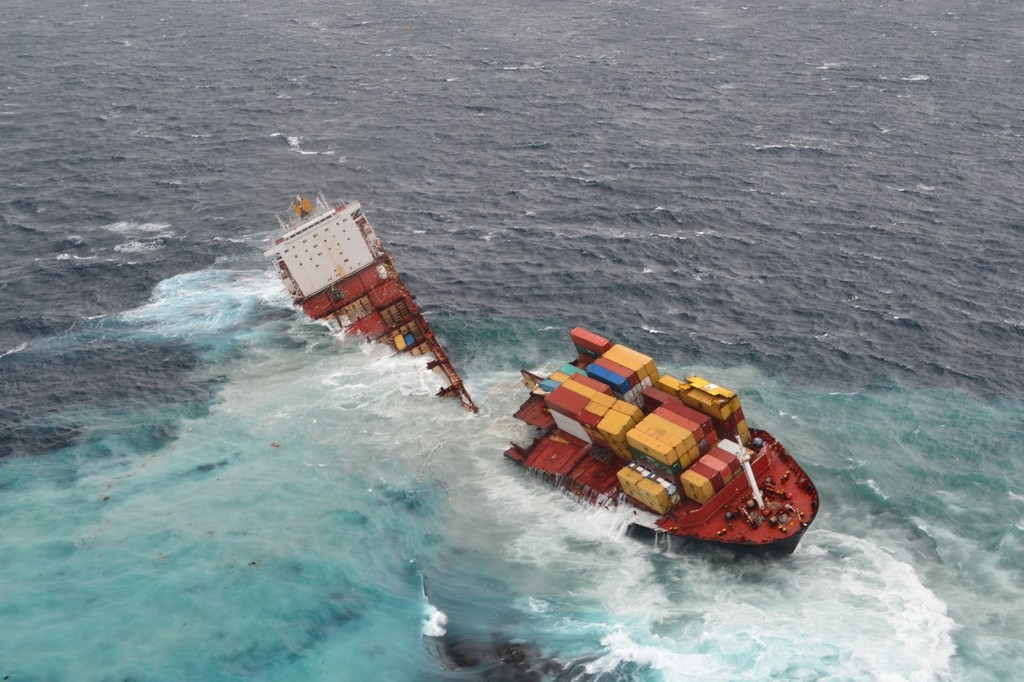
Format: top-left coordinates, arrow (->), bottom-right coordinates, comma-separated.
2,1 -> 1022,679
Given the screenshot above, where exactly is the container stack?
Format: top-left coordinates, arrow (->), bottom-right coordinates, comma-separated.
585,344 -> 661,408
538,363 -> 587,393
624,407 -> 704,478
679,445 -> 745,505
542,374 -> 644,452
543,375 -> 613,444
616,461 -> 681,515
540,328 -> 762,512
570,327 -> 614,362
654,375 -> 750,445
640,387 -> 719,455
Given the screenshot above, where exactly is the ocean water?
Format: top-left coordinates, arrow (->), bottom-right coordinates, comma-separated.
1,0 -> 1022,680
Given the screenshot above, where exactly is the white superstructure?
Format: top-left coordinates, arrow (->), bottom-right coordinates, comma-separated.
264,194 -> 384,300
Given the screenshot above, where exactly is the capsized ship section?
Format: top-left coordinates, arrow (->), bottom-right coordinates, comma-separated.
265,194 -> 476,412
505,328 -> 818,554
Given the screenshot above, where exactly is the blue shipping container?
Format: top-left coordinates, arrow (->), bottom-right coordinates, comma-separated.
587,364 -> 631,394
539,378 -> 560,393
404,332 -> 416,346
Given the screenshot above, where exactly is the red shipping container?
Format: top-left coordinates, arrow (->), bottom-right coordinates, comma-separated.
705,446 -> 743,480
545,385 -> 591,418
641,386 -> 676,413
690,458 -> 724,490
651,406 -> 702,438
657,398 -> 715,437
564,374 -> 614,396
700,454 -> 732,487
576,408 -> 603,429
570,327 -> 613,355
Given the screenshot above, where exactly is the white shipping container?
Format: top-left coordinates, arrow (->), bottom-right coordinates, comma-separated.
551,410 -> 593,444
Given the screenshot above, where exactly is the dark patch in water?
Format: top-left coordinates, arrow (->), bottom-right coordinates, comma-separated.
194,459 -> 228,473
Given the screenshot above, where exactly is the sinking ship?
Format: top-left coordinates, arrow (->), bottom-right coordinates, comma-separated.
265,194 -> 476,412
506,328 -> 819,554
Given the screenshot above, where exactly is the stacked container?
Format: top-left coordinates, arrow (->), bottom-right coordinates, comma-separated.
543,376 -> 612,444
584,343 -> 661,407
539,363 -> 587,393
679,445 -> 745,505
625,410 -> 703,478
640,387 -> 719,454
654,374 -> 750,445
570,327 -> 613,361
616,461 -> 681,515
593,399 -> 645,462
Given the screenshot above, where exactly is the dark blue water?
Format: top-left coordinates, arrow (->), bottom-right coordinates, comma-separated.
2,1 -> 1022,679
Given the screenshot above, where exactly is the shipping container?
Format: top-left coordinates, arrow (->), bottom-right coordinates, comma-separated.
545,384 -> 591,418
563,374 -> 615,397
576,409 -> 603,430
551,410 -> 592,444
617,462 -> 680,515
680,468 -> 716,505
610,400 -> 645,422
592,356 -> 639,386
603,344 -> 658,379
549,370 -> 570,384
570,327 -> 614,355
539,378 -> 560,393
586,362 -> 631,395
690,458 -> 724,490
700,450 -> 741,486
559,363 -> 588,377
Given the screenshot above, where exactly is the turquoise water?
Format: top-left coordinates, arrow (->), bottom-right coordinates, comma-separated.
2,270 -> 1020,680
3,0 -> 1023,677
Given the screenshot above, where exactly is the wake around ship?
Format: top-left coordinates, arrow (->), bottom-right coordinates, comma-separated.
506,328 -> 819,554
264,194 -> 477,412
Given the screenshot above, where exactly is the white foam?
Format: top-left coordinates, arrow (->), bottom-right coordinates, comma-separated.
114,240 -> 163,254
0,341 -> 29,359
103,220 -> 173,235
588,629 -> 720,677
422,602 -> 448,637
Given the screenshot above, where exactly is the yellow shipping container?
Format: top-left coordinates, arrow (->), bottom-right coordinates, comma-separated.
678,442 -> 702,468
612,443 -> 633,462
610,400 -> 644,422
603,344 -> 658,377
597,410 -> 630,439
634,476 -> 674,514
626,429 -> 680,466
680,469 -> 716,505
394,333 -> 408,351
737,421 -> 751,446
644,414 -> 698,450
681,388 -> 732,421
561,376 -> 597,399
549,370 -> 570,383
617,466 -> 675,515
590,392 -> 617,410
586,399 -> 611,418
655,374 -> 688,397
687,376 -> 737,399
